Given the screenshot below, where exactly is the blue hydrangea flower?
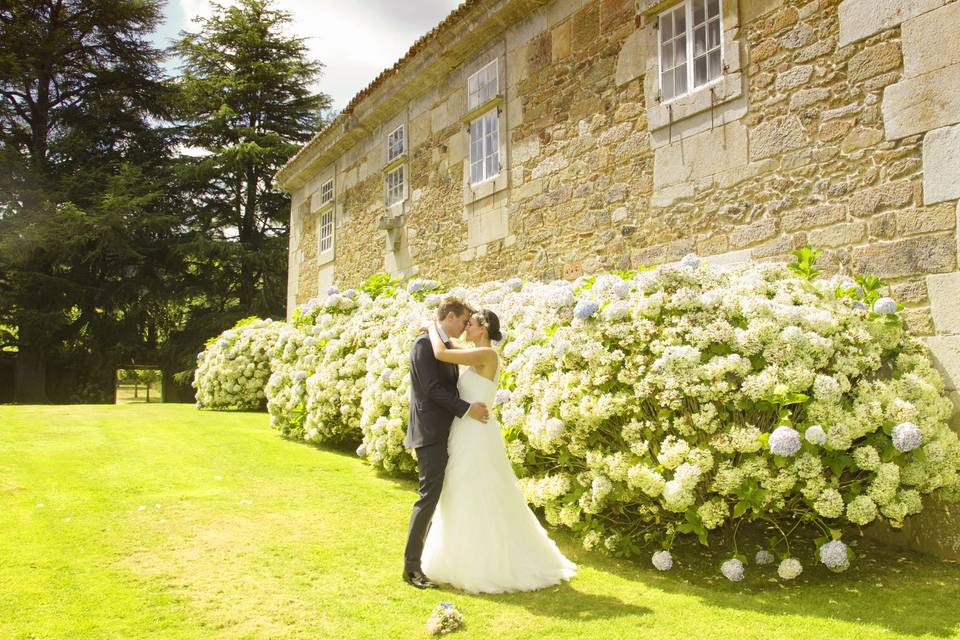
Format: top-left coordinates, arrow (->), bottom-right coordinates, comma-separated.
819,540 -> 850,572
852,301 -> 868,311
326,285 -> 339,296
380,367 -> 393,382
407,279 -> 439,294
874,297 -> 897,314
769,425 -> 802,457
721,558 -> 745,582
842,282 -> 863,297
805,425 -> 827,446
652,550 -> 673,571
506,277 -> 523,292
343,288 -> 358,299
680,253 -> 701,270
217,339 -> 229,349
892,421 -> 922,452
197,352 -> 205,361
573,299 -> 600,320
356,444 -> 367,457
754,549 -> 775,566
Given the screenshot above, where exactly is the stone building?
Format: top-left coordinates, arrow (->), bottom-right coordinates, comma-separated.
276,0 -> 960,555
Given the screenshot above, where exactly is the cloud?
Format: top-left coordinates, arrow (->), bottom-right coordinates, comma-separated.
174,0 -> 462,109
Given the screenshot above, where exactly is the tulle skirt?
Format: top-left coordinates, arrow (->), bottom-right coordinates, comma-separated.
421,414 -> 577,594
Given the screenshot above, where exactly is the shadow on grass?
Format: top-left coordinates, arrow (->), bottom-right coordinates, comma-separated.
574,528 -> 960,638
465,581 -> 652,621
285,433 -> 960,636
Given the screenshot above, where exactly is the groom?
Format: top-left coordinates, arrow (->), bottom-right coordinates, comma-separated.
402,296 -> 489,589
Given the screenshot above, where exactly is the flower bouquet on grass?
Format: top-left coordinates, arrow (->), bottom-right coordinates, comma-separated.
427,601 -> 464,635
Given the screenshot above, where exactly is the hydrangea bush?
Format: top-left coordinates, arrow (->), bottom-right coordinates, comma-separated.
193,317 -> 283,410
198,251 -> 960,574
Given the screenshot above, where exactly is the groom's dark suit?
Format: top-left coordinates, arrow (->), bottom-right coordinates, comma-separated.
403,332 -> 470,574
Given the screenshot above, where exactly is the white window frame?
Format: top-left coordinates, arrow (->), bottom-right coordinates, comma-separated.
385,164 -> 405,207
319,178 -> 333,207
318,208 -> 334,254
657,0 -> 724,104
469,109 -> 500,186
386,124 -> 405,163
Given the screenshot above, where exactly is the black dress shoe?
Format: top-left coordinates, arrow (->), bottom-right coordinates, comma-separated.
402,569 -> 439,589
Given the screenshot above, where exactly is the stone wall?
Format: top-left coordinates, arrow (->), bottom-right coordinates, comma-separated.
280,0 -> 960,556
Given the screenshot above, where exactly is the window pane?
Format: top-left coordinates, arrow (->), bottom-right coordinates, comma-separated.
660,13 -> 673,39
694,0 -> 705,25
675,63 -> 687,95
708,18 -> 720,49
661,69 -> 675,101
694,26 -> 706,57
694,55 -> 707,87
708,49 -> 722,79
661,40 -> 673,69
708,0 -> 720,18
486,113 -> 499,179
676,36 -> 687,64
674,7 -> 685,34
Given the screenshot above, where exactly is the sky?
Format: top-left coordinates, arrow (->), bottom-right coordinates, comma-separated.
152,0 -> 464,111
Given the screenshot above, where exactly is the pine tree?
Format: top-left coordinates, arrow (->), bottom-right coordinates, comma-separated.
0,0 -> 174,401
172,0 -> 329,315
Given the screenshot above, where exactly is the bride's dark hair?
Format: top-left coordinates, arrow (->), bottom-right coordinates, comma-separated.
473,309 -> 503,342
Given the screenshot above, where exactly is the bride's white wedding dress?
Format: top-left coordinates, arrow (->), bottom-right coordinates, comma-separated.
421,362 -> 577,594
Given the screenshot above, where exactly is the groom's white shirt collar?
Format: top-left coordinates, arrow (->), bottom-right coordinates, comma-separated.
435,322 -> 450,344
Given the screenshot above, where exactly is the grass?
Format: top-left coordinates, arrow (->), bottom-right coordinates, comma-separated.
1,404 -> 958,640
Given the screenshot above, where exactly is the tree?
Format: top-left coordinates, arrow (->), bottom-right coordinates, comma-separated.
172,0 -> 329,317
0,0 -> 175,401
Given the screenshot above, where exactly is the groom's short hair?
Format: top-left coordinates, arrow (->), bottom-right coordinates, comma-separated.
437,296 -> 472,321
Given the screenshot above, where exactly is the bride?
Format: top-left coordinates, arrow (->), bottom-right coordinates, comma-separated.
420,308 -> 576,593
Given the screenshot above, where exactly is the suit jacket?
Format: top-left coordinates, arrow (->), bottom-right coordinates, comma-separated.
404,333 -> 470,449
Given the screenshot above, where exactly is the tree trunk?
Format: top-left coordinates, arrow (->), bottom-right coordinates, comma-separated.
14,333 -> 47,403
239,167 -> 258,308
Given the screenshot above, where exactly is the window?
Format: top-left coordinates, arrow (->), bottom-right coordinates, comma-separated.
469,109 -> 499,185
385,164 -> 404,206
318,208 -> 333,253
467,59 -> 501,186
317,178 -> 334,254
468,59 -> 498,110
387,125 -> 405,163
320,179 -> 333,206
658,0 -> 722,103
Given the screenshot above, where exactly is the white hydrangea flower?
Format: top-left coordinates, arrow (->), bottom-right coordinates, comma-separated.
777,558 -> 802,580
804,425 -> 827,446
754,549 -> 775,566
680,253 -> 701,270
652,550 -> 673,571
892,422 -> 922,452
721,558 -> 745,582
819,540 -> 850,572
846,495 -> 878,525
769,425 -> 802,457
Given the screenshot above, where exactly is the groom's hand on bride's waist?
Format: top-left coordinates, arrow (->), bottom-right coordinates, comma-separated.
468,402 -> 489,423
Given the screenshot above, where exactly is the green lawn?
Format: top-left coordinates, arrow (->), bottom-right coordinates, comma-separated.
1,404 -> 958,640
